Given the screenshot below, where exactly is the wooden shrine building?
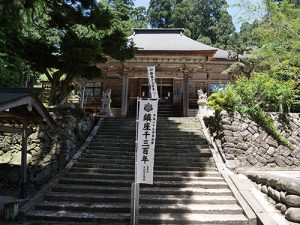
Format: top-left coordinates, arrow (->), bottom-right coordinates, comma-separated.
77,28 -> 234,116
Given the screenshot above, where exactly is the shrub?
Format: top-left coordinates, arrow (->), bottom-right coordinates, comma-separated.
207,73 -> 295,147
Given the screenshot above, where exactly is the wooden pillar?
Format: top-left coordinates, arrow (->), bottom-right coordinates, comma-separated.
182,73 -> 189,117
20,124 -> 28,199
121,72 -> 129,116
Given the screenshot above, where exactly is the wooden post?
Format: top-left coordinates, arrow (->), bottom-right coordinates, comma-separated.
20,124 -> 28,199
131,98 -> 140,225
182,73 -> 189,117
121,72 -> 129,116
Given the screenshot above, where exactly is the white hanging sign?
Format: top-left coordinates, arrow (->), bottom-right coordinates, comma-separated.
147,66 -> 159,99
136,99 -> 158,184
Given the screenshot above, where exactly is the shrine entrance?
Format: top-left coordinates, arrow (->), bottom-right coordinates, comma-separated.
141,78 -> 174,105
129,78 -> 181,116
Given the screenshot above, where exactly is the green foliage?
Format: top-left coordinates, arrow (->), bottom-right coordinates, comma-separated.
207,86 -> 241,111
207,73 -> 295,147
253,0 -> 300,81
107,0 -> 147,34
147,0 -> 235,48
0,0 -> 36,87
228,21 -> 261,53
1,0 -> 134,104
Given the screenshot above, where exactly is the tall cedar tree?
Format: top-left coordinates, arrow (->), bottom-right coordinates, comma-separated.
148,0 -> 235,49
1,0 -> 134,105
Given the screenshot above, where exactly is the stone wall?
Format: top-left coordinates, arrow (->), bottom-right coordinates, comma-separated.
206,111 -> 300,168
0,107 -> 93,190
245,171 -> 300,223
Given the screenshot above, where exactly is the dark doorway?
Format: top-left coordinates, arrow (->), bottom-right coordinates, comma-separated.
141,78 -> 173,105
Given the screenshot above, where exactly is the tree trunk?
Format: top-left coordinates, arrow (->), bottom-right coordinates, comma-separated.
48,71 -> 74,106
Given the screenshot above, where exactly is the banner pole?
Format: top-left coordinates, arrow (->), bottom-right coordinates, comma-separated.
131,98 -> 140,225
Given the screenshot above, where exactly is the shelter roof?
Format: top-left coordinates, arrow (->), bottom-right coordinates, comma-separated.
0,88 -> 55,128
130,29 -> 217,53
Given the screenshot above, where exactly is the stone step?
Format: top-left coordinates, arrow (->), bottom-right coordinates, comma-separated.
44,192 -> 131,203
52,184 -> 132,194
85,145 -> 210,151
96,127 -> 202,132
36,202 -> 130,213
65,172 -> 223,181
139,213 -> 248,225
90,140 -> 208,145
26,210 -> 130,223
52,184 -> 232,196
58,177 -> 228,188
95,131 -> 203,136
92,136 -> 206,141
140,194 -> 237,204
77,158 -> 215,166
26,222 -> 109,225
80,152 -> 212,160
140,203 -> 243,214
35,202 -> 243,215
44,192 -> 235,204
69,167 -> 218,176
82,150 -> 212,157
73,162 -> 217,171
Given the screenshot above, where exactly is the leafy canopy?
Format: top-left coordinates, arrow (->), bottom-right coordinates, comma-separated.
1,0 -> 135,104
147,0 -> 235,49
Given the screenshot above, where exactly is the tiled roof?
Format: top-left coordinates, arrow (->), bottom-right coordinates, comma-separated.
129,29 -> 217,52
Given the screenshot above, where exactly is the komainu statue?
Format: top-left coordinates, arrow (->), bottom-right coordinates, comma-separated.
197,89 -> 208,116
101,89 -> 113,116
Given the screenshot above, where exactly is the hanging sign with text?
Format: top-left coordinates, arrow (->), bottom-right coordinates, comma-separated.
136,99 -> 158,184
147,66 -> 159,99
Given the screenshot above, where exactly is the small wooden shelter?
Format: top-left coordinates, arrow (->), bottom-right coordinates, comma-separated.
0,88 -> 55,198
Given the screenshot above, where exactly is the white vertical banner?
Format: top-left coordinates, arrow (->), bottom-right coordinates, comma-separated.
147,66 -> 159,99
136,99 -> 158,184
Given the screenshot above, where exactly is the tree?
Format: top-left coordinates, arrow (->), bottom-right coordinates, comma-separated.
1,0 -> 134,105
129,6 -> 147,28
108,0 -> 147,32
208,0 -> 300,144
147,0 -> 235,49
255,0 -> 300,110
148,0 -> 177,28
254,0 -> 300,81
0,0 -> 36,87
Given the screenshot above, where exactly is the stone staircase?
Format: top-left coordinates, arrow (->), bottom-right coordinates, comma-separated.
24,117 -> 250,224
158,105 -> 181,117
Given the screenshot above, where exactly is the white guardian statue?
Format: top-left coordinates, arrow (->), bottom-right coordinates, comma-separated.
101,89 -> 113,116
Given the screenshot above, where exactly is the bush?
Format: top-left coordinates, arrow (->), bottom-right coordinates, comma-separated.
207,73 -> 295,147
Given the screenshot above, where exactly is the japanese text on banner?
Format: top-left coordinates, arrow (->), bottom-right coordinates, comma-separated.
136,99 -> 158,184
147,66 -> 159,99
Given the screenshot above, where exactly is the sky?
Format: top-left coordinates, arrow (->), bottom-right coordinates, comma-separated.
133,0 -> 265,32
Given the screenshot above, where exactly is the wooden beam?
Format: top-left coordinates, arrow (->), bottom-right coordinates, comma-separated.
0,112 -> 43,122
31,101 -> 55,129
0,125 -> 23,133
0,96 -> 33,113
182,73 -> 189,117
20,124 -> 28,199
121,72 -> 129,116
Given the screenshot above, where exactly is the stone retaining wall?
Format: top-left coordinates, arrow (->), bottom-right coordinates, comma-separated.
0,107 -> 93,190
206,112 -> 300,168
245,171 -> 300,223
